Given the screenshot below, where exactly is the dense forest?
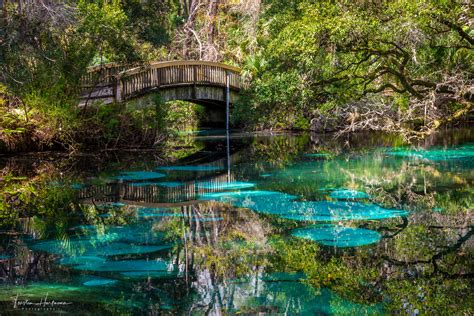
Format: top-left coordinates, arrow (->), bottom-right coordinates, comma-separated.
0,2 -> 473,314
0,0 -> 472,152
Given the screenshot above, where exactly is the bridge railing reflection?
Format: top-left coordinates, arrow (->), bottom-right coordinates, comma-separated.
77,172 -> 236,205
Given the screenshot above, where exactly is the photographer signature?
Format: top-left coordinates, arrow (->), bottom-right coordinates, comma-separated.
12,293 -> 72,310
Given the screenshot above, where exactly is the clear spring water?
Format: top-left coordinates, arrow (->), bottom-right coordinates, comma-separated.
0,129 -> 473,314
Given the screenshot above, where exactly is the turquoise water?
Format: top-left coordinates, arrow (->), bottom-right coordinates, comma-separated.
291,225 -> 382,247
0,129 -> 473,314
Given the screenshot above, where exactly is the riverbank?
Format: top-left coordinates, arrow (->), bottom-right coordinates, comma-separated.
1,85 -> 472,155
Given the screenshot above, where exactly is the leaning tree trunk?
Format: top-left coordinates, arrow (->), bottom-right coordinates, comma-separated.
182,0 -> 200,59
203,0 -> 219,61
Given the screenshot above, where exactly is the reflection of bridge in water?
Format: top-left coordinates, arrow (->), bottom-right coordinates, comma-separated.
77,150 -> 241,207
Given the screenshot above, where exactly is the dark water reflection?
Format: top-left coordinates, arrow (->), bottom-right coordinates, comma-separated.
0,129 -> 473,314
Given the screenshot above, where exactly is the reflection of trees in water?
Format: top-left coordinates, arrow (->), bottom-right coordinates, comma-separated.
0,237 -> 55,284
1,130 -> 473,313
164,202 -> 272,314
1,194 -> 472,313
383,225 -> 473,278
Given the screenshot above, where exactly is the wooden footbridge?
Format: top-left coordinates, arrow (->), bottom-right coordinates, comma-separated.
80,61 -> 242,108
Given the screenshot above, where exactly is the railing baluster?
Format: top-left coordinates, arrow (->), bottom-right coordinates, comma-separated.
82,61 -> 242,103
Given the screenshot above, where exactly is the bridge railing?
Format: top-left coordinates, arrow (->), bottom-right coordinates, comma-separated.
81,61 -> 242,103
80,63 -> 132,91
119,61 -> 241,101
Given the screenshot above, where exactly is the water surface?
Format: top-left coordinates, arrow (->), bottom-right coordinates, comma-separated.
0,129 -> 473,314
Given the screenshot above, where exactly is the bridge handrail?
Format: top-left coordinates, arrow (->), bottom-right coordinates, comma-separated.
84,61 -> 241,78
81,63 -> 133,87
81,60 -> 243,103
117,61 -> 241,78
82,61 -> 241,86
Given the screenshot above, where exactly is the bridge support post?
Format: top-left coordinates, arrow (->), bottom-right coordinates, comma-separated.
225,71 -> 230,131
115,76 -> 122,103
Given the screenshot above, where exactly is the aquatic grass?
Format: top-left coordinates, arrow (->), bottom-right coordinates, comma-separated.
83,278 -> 118,287
70,183 -> 85,189
33,240 -> 171,257
202,190 -> 406,221
120,271 -> 179,279
60,256 -> 106,266
73,259 -> 170,272
291,225 -> 382,247
137,212 -> 185,218
111,171 -> 166,181
199,190 -> 296,201
129,181 -> 186,187
30,224 -> 172,260
385,146 -> 474,161
329,189 -> 370,200
156,165 -> 223,171
155,181 -> 185,187
227,273 -> 382,314
97,202 -> 127,208
191,217 -> 223,222
280,202 -> 408,221
304,153 -> 332,159
135,207 -> 184,219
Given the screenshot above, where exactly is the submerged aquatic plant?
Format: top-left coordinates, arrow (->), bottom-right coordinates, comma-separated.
291,225 -> 382,247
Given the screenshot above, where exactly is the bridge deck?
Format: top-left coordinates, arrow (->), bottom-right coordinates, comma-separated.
80,61 -> 242,106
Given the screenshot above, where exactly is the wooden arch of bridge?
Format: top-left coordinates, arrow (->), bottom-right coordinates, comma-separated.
80,61 -> 242,107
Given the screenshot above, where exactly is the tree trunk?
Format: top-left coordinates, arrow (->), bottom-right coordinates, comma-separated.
183,0 -> 198,58
203,0 -> 219,61
207,0 -> 218,44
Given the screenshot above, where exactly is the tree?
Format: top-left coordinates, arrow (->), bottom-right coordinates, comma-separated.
244,0 -> 473,135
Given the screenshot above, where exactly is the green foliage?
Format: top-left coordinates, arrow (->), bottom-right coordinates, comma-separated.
269,235 -> 379,304
194,231 -> 270,280
385,277 -> 474,315
151,95 -> 203,133
77,0 -> 139,63
238,0 -> 473,131
0,174 -> 35,227
2,0 -> 472,148
77,101 -> 162,149
0,0 -> 179,152
0,172 -> 79,229
122,0 -> 171,47
269,236 -> 320,272
158,217 -> 186,242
